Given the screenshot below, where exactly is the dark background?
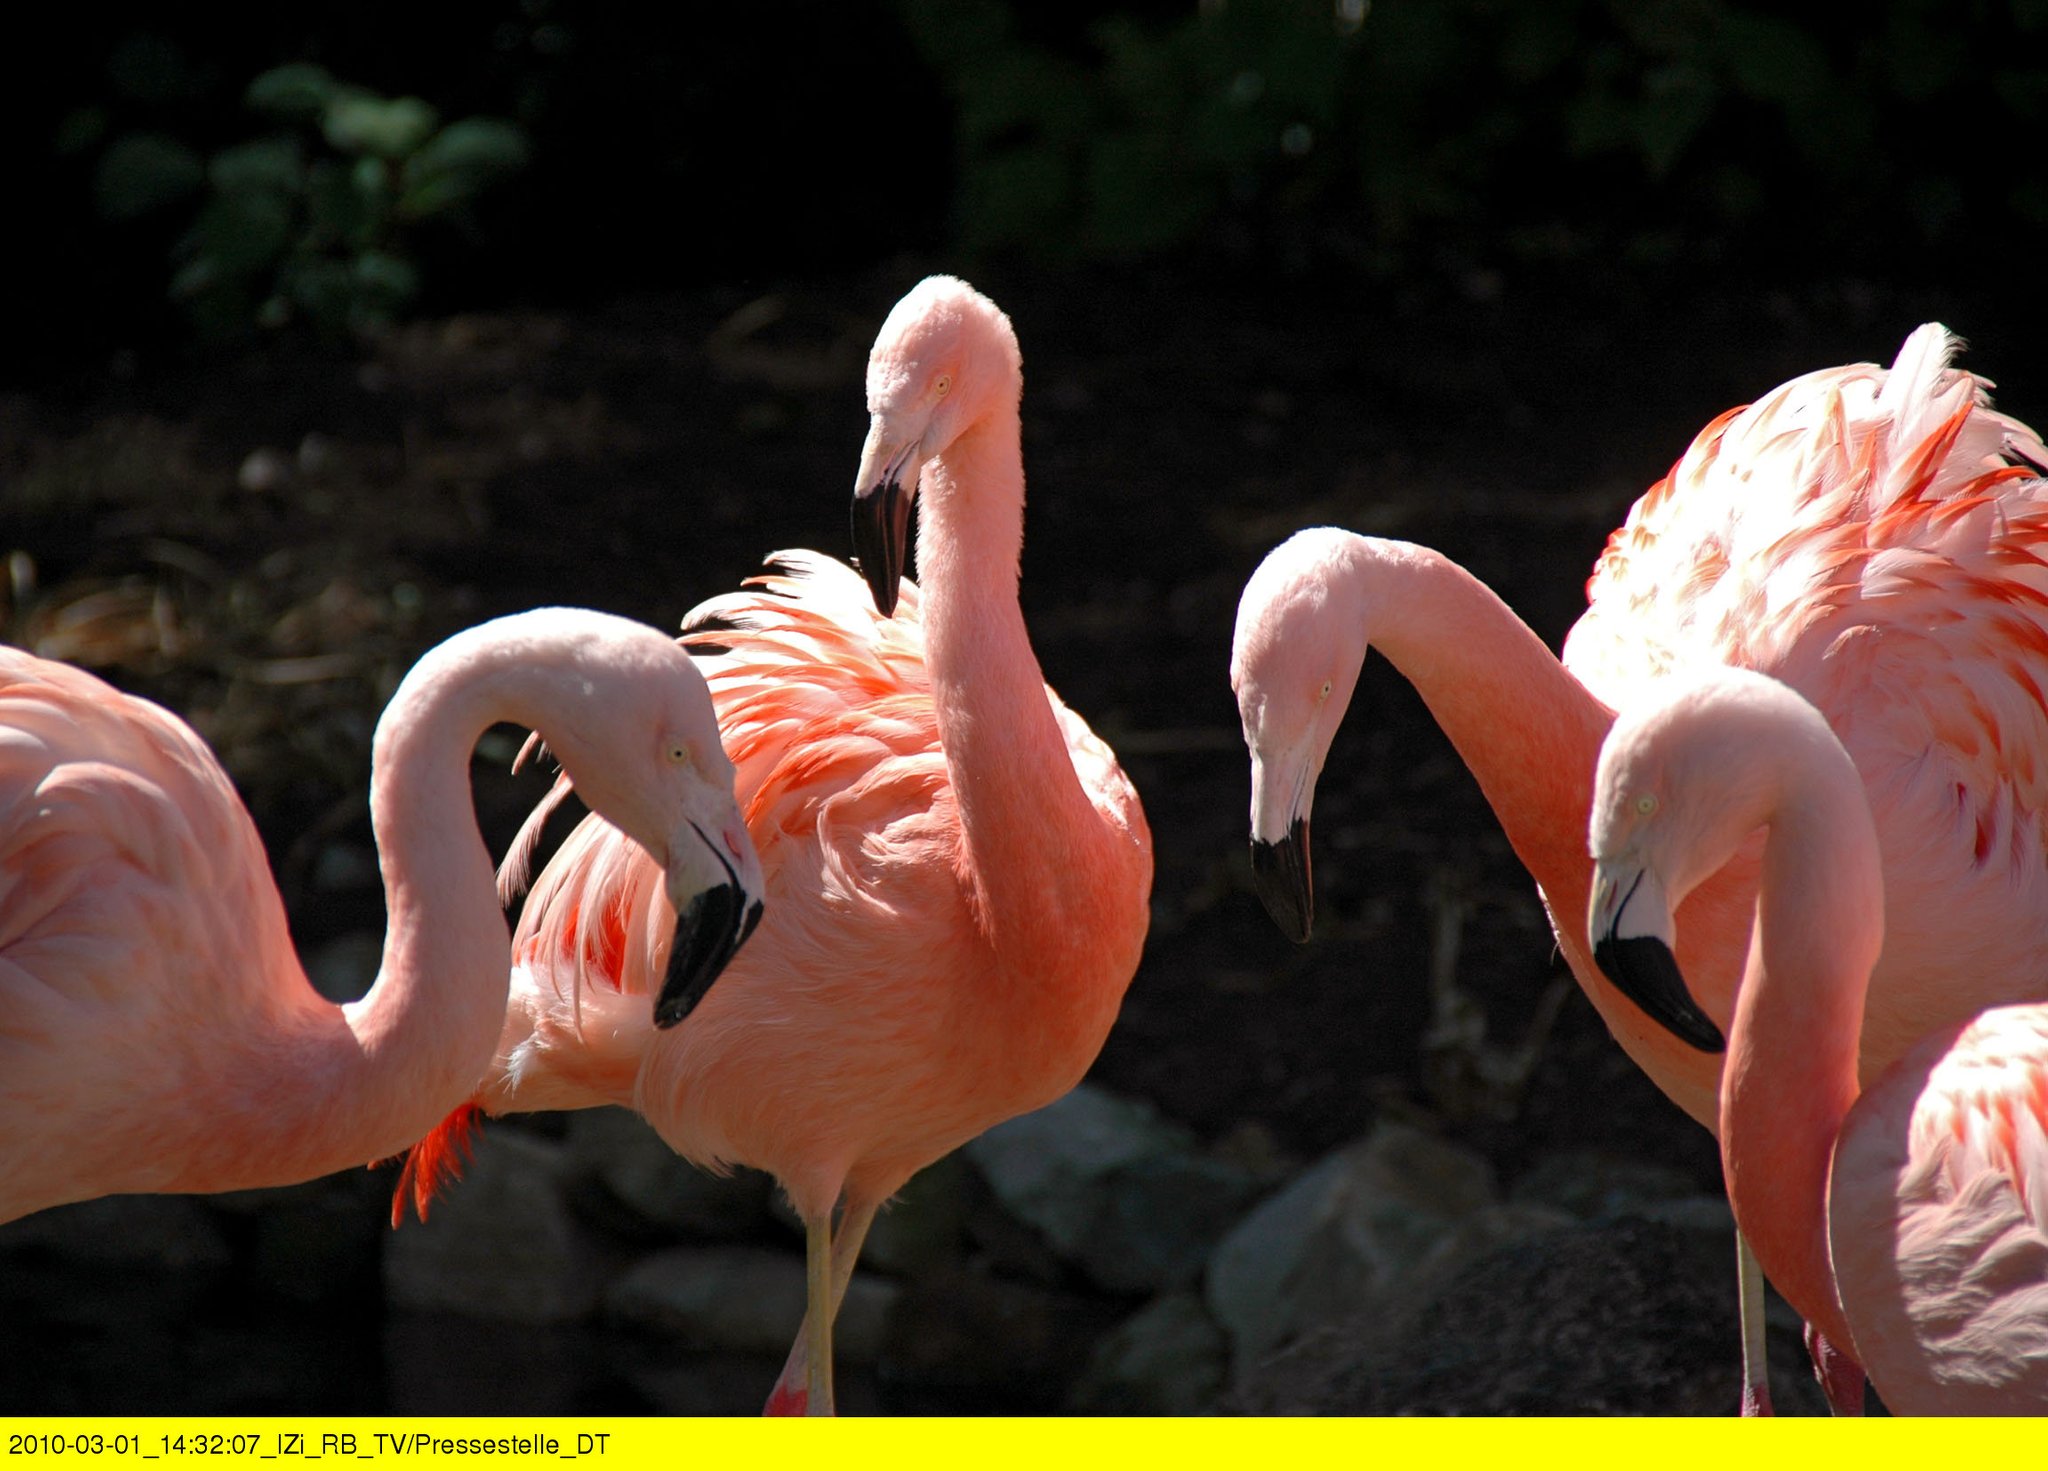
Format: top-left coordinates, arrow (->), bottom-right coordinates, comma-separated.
2,0 -> 2043,1414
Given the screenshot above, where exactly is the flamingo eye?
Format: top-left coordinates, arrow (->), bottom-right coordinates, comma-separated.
667,742 -> 692,767
934,373 -> 952,398
1635,793 -> 1658,816
1318,679 -> 1332,702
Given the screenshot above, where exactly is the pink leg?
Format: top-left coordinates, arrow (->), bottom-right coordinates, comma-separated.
1804,1322 -> 1866,1416
763,1197 -> 879,1416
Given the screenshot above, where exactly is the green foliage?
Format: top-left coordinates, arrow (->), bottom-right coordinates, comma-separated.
90,60 -> 527,337
895,0 -> 2048,276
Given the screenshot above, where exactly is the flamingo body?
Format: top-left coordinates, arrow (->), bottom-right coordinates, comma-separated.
1234,325 -> 2048,1127
1232,326 -> 2048,1408
0,609 -> 762,1224
402,278 -> 1154,1414
1589,667 -> 2048,1413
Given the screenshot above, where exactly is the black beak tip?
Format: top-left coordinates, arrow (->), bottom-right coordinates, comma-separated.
861,560 -> 900,619
851,478 -> 910,617
1592,934 -> 1727,1054
1249,824 -> 1313,943
654,881 -> 754,1030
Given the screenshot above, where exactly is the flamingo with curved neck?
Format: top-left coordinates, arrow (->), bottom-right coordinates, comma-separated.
1589,667 -> 2048,1413
0,608 -> 763,1223
399,277 -> 1153,1415
1231,324 -> 2048,1411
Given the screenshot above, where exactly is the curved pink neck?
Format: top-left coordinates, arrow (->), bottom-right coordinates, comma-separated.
1720,776 -> 1877,1353
215,647 -> 543,1182
1329,537 -> 1613,977
915,406 -> 1125,969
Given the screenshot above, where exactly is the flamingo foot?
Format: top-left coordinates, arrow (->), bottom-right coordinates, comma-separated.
1804,1323 -> 1866,1416
763,1380 -> 808,1416
1739,1381 -> 1775,1416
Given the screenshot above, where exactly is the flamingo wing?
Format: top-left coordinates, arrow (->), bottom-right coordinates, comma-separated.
1569,325 -> 2048,1060
1830,1004 -> 2048,1413
1565,325 -> 2048,702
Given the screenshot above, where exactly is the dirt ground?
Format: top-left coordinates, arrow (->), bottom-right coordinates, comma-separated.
3,259 -> 2041,1410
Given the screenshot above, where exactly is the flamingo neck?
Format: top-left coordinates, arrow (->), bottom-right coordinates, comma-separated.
1331,537 -> 1612,963
243,648 -> 530,1178
915,406 -> 1119,967
1720,769 -> 1880,1356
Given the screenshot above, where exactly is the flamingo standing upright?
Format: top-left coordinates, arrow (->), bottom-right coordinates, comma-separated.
0,608 -> 764,1224
398,277 -> 1154,1416
1588,666 -> 2048,1413
1229,324 -> 2048,1410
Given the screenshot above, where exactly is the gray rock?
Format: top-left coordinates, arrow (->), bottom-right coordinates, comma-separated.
603,1245 -> 896,1364
382,1127 -> 604,1323
241,1175 -> 384,1305
1509,1149 -> 1708,1221
0,1194 -> 235,1271
965,1082 -> 1263,1293
1067,1291 -> 1228,1414
1636,1193 -> 1739,1236
878,1265 -> 1123,1412
383,1312 -> 593,1414
1203,1120 -> 1499,1379
858,1153 -> 970,1279
0,1195 -> 237,1330
564,1108 -> 774,1240
1231,1216 -> 1832,1415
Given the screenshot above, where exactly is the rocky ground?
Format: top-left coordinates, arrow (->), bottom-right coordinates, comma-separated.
4,260 -> 2029,1413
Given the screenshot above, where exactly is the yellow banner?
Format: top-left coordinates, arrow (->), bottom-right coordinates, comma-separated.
0,1417 -> 2033,1471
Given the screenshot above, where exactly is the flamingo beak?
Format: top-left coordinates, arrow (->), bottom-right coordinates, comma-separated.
852,426 -> 920,616
1588,862 -> 1725,1053
1250,820 -> 1313,943
655,821 -> 766,1028
1247,742 -> 1315,942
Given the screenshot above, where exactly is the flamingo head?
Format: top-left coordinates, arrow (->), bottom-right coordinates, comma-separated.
1581,670 -> 1834,1055
1229,529 -> 1372,943
528,615 -> 768,1026
851,275 -> 1022,615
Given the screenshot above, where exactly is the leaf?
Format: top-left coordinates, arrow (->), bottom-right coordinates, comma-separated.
94,132 -> 205,220
323,92 -> 439,160
353,251 -> 420,310
209,136 -> 305,197
247,62 -> 337,119
184,188 -> 295,276
398,117 -> 529,216
304,159 -> 375,250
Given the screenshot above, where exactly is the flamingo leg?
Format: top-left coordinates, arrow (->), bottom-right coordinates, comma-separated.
803,1210 -> 837,1416
1803,1322 -> 1867,1416
1736,1231 -> 1774,1415
765,1198 -> 880,1416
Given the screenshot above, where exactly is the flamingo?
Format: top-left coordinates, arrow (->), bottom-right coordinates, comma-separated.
0,607 -> 764,1224
396,276 -> 1154,1416
1229,324 -> 2048,1411
1588,666 -> 2048,1413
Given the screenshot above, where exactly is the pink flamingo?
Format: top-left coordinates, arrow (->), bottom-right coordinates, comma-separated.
1588,666 -> 2048,1414
0,608 -> 764,1224
398,277 -> 1154,1415
1230,324 -> 2048,1411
